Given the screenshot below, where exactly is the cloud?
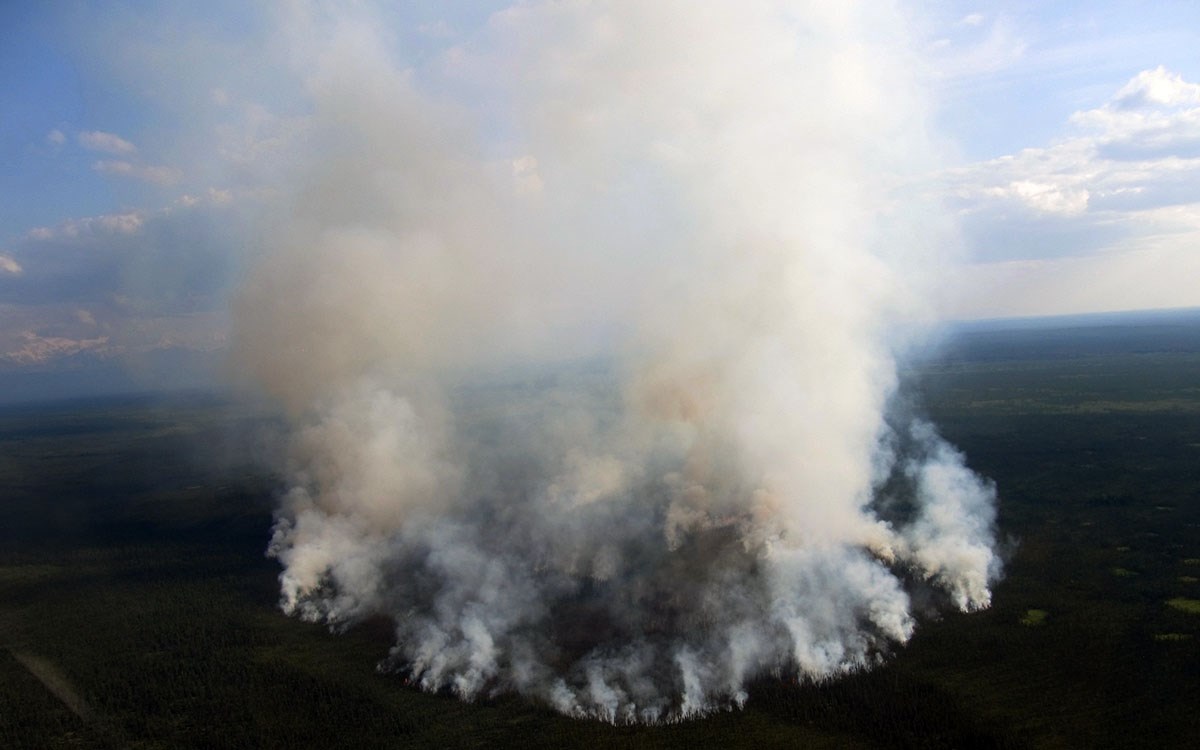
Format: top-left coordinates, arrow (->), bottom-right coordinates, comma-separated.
0,203 -> 239,369
77,130 -> 137,155
74,130 -> 184,186
1069,66 -> 1200,160
0,255 -> 22,275
3,193 -> 247,324
927,14 -> 1028,80
92,160 -> 183,185
0,331 -> 110,366
945,68 -> 1200,262
983,178 -> 1091,216
1109,66 -> 1200,110
27,211 -> 146,241
940,66 -> 1200,316
46,129 -> 66,146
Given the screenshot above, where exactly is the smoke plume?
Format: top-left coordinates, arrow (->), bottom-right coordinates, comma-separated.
232,1 -> 1000,722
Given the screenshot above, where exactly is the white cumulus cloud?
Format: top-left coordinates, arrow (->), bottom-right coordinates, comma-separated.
1110,66 -> 1200,110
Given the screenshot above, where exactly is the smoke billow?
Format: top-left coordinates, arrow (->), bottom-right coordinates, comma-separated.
232,1 -> 1000,722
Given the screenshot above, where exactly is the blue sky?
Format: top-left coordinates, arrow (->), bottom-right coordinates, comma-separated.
924,2 -> 1200,159
3,1 -> 1200,387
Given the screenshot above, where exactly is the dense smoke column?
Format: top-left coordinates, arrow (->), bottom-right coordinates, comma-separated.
233,1 -> 1001,722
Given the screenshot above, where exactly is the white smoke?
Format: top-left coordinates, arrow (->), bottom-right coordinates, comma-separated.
232,0 -> 1001,722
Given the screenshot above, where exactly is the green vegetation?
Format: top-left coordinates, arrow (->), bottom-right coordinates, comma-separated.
3,315 -> 1200,748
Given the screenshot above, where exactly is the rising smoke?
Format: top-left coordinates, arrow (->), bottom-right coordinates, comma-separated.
232,1 -> 1000,722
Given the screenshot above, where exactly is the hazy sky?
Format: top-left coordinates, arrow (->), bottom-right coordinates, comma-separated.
2,1 -> 1200,375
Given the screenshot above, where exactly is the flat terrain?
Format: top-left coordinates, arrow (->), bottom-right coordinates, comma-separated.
2,311 -> 1199,748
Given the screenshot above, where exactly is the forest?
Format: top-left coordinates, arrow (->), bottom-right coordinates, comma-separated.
2,310 -> 1199,748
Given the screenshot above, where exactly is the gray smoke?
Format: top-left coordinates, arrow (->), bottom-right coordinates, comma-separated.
233,0 -> 1000,722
